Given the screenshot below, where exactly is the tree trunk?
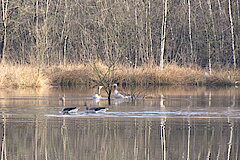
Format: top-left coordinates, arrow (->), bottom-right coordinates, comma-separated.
148,0 -> 153,65
228,0 -> 236,69
63,36 -> 68,66
60,0 -> 68,66
207,0 -> 217,70
134,7 -> 138,68
145,1 -> 149,63
188,0 -> 194,63
108,89 -> 111,105
208,38 -> 212,75
35,0 -> 40,65
1,0 -> 8,64
1,23 -> 7,64
160,0 -> 168,70
207,0 -> 216,75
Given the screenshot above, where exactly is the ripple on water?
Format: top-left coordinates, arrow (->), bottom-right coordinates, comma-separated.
45,109 -> 240,119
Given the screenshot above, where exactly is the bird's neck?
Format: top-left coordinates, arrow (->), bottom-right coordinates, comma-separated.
60,99 -> 65,107
98,88 -> 101,95
114,89 -> 118,95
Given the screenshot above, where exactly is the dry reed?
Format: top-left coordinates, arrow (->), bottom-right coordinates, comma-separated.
45,64 -> 94,86
0,64 -> 49,88
0,63 -> 239,88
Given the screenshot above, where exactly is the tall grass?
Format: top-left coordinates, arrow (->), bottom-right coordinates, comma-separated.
45,64 -> 94,86
0,64 -> 49,88
115,64 -> 204,85
0,62 -> 239,88
47,63 -> 239,87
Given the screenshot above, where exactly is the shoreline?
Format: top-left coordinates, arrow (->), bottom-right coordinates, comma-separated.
0,63 -> 239,88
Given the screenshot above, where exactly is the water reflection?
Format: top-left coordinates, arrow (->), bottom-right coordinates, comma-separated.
1,117 -> 240,159
0,86 -> 239,159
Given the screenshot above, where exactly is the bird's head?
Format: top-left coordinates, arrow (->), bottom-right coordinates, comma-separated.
84,102 -> 90,110
113,84 -> 118,88
59,96 -> 65,102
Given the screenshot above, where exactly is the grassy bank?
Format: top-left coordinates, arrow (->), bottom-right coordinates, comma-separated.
0,63 -> 239,88
0,64 -> 49,88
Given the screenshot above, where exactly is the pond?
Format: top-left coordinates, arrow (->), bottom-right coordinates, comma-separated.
0,86 -> 239,159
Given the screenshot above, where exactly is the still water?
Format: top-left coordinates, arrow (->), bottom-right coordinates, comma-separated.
0,86 -> 240,160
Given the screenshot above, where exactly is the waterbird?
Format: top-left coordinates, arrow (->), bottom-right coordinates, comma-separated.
84,102 -> 109,113
235,81 -> 239,88
160,95 -> 165,108
61,107 -> 79,114
113,84 -> 131,99
92,86 -> 103,100
59,96 -> 79,114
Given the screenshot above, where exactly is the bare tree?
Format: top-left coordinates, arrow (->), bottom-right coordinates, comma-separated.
228,0 -> 236,69
188,0 -> 194,62
207,0 -> 215,74
160,0 -> 168,70
90,60 -> 119,105
1,0 -> 8,63
0,0 -> 239,68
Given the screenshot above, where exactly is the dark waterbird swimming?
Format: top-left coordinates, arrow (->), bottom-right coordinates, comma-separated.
85,107 -> 109,113
59,96 -> 79,114
84,102 -> 109,113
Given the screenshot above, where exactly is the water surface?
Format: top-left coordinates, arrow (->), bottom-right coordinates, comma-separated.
0,86 -> 239,159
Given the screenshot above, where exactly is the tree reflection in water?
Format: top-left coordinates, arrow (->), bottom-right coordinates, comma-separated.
0,117 -> 239,159
0,86 -> 239,159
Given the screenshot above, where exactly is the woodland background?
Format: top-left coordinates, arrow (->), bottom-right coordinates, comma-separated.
0,0 -> 239,70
